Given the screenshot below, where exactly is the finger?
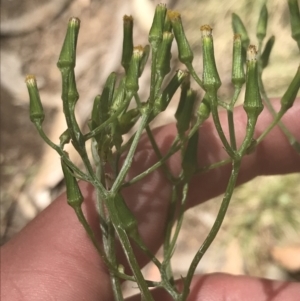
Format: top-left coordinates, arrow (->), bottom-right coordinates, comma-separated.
121,99 -> 300,257
126,273 -> 300,301
1,182 -> 114,301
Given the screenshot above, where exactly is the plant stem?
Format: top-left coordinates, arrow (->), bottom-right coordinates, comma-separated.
180,159 -> 241,301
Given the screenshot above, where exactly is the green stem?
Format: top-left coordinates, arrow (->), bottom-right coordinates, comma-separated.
258,69 -> 300,151
256,109 -> 285,145
163,182 -> 188,270
208,90 -> 236,158
34,122 -> 91,181
185,62 -> 204,89
181,159 -> 241,301
163,186 -> 177,285
227,86 -> 243,151
122,120 -> 203,188
115,226 -> 154,301
111,113 -> 150,192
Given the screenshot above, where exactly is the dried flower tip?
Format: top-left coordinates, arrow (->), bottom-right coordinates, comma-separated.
200,25 -> 213,37
247,45 -> 257,61
234,33 -> 241,40
123,15 -> 133,22
133,45 -> 144,56
25,74 -> 36,85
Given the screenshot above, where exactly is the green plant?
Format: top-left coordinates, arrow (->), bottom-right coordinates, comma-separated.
26,1 -> 300,300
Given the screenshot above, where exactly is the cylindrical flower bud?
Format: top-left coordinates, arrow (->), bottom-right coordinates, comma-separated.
113,193 -> 138,236
152,70 -> 188,117
201,25 -> 221,91
232,13 -> 250,51
57,17 -> 80,70
92,72 -> 116,128
118,108 -> 140,134
288,0 -> 300,46
111,77 -> 126,113
61,158 -> 83,208
232,34 -> 245,87
260,35 -> 275,69
121,15 -> 134,73
90,94 -> 102,133
256,4 -> 268,41
159,69 -> 188,111
156,31 -> 174,77
168,11 -> 194,65
280,65 -> 300,112
182,131 -> 199,181
138,45 -> 150,77
197,94 -> 211,121
243,45 -> 264,119
175,76 -> 190,121
164,10 -> 172,32
59,129 -> 71,147
176,88 -> 197,135
149,3 -> 167,48
125,46 -> 144,93
25,75 -> 45,123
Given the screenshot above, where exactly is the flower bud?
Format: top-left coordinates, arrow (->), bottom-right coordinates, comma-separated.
176,88 -> 197,135
92,72 -> 117,127
113,193 -> 138,236
260,35 -> 275,69
149,4 -> 167,48
243,45 -> 264,120
111,77 -> 126,113
201,25 -> 221,91
197,94 -> 211,121
59,129 -> 71,147
25,75 -> 45,123
61,158 -> 83,208
156,70 -> 188,114
256,4 -> 268,41
232,13 -> 250,51
288,0 -> 300,46
168,11 -> 194,65
118,108 -> 140,134
156,31 -> 174,77
57,17 -> 80,70
125,46 -> 144,93
138,45 -> 150,77
121,15 -> 134,73
232,34 -> 245,87
182,131 -> 199,181
280,65 -> 300,112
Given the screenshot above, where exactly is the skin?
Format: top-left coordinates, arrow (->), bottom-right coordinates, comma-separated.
1,100 -> 300,300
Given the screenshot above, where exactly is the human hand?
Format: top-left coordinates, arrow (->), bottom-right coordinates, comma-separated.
1,100 -> 300,300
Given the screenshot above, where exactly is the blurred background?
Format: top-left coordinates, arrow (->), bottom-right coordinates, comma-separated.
1,0 -> 299,296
